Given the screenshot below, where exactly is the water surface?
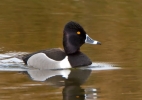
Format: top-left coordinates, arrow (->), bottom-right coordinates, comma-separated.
0,0 -> 142,100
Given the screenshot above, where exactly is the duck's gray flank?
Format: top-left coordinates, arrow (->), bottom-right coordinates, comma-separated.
22,48 -> 66,64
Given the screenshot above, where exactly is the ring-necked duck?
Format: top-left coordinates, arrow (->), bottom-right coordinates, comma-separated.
22,21 -> 101,69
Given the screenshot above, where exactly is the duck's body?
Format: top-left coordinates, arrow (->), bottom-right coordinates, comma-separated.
22,21 -> 101,69
22,48 -> 92,69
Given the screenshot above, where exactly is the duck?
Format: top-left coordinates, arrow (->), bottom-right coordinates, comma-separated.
22,21 -> 101,69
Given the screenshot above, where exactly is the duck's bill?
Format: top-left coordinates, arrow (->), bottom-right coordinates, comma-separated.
85,34 -> 101,45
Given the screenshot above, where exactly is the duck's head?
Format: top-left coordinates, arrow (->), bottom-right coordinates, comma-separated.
63,21 -> 101,55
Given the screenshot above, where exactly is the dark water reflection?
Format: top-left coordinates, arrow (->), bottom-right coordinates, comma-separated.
25,69 -> 95,100
0,68 -> 142,100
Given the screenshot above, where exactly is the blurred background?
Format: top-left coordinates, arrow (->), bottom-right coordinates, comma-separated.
0,0 -> 142,66
0,1 -> 142,100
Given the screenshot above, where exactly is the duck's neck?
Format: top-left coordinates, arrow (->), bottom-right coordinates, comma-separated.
63,34 -> 80,55
63,46 -> 80,55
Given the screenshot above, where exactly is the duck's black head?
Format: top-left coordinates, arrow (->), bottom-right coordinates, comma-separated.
63,21 -> 101,55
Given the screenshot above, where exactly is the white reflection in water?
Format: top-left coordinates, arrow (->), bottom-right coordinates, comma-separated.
27,69 -> 71,81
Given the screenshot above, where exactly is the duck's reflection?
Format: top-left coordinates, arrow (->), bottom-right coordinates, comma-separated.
24,69 -> 97,100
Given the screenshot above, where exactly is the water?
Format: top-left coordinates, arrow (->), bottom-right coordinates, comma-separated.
0,0 -> 142,100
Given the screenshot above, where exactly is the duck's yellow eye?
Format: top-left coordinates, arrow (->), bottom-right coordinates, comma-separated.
77,31 -> 81,35
76,96 -> 80,98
